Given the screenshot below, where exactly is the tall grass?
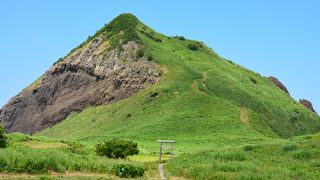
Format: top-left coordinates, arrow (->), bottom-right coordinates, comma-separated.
167,134 -> 320,179
0,144 -> 144,174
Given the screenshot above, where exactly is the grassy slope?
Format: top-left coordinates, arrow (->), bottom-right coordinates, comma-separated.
167,133 -> 320,179
38,15 -> 320,156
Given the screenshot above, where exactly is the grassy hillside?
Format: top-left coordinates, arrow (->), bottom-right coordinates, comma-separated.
38,14 -> 320,155
167,133 -> 320,179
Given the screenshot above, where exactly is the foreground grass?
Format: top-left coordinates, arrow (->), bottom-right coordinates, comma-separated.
166,133 -> 320,179
3,133 -> 320,179
0,134 -> 146,176
0,145 -> 142,175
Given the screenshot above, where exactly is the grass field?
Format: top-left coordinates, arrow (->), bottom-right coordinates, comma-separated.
167,133 -> 320,179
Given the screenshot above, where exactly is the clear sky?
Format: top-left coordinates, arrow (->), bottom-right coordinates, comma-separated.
0,0 -> 319,112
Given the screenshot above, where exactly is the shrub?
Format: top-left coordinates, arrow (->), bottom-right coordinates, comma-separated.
187,43 -> 199,51
154,38 -> 162,43
0,157 -> 7,170
282,144 -> 298,152
147,55 -> 153,61
292,150 -> 315,160
176,36 -> 186,40
136,49 -> 145,58
228,60 -> 234,64
0,125 -> 7,148
143,31 -> 155,40
243,145 -> 255,152
95,139 -> 139,159
250,77 -> 257,84
63,141 -> 86,155
112,164 -> 145,178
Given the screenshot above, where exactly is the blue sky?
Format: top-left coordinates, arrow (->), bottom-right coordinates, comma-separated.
0,0 -> 319,112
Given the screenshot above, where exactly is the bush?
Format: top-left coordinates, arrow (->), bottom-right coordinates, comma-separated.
95,139 -> 139,159
112,164 -> 145,178
292,150 -> 315,160
147,55 -> 153,61
154,38 -> 162,43
136,49 -> 145,58
176,36 -> 186,40
0,125 -> 7,148
243,145 -> 255,152
250,77 -> 257,84
282,144 -> 298,152
187,43 -> 199,51
63,141 -> 86,155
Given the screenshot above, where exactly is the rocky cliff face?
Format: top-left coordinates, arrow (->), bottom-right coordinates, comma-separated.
0,39 -> 159,134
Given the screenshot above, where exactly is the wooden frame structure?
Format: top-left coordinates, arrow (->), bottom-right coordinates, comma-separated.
157,140 -> 176,163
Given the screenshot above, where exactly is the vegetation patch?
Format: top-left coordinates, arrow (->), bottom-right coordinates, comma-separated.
0,125 -> 7,148
175,36 -> 186,40
103,13 -> 140,50
187,43 -> 199,51
282,144 -> 298,152
243,145 -> 257,152
62,141 -> 86,155
250,77 -> 257,84
136,48 -> 145,58
112,164 -> 145,178
95,139 -> 139,159
213,152 -> 247,161
53,58 -> 64,66
292,149 -> 316,160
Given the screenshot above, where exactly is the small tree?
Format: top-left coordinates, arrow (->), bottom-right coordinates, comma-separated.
95,139 -> 139,159
187,43 -> 199,51
0,125 -> 7,148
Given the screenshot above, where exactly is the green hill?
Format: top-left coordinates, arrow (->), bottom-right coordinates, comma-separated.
37,13 -> 320,154
1,13 -> 320,179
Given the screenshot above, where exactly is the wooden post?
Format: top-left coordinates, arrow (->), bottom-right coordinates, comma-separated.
159,142 -> 162,163
170,143 -> 174,160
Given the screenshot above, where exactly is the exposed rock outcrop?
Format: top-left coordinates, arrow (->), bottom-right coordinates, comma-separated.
267,76 -> 290,95
0,39 -> 160,134
299,99 -> 316,113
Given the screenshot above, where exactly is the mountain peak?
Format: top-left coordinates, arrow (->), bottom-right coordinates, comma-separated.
109,13 -> 139,25
92,13 -> 141,50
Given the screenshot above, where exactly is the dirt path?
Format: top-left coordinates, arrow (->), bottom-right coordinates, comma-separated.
158,164 -> 166,180
240,108 -> 250,126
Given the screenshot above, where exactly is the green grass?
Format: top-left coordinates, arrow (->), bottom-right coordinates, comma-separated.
0,134 -> 146,175
166,133 -> 320,179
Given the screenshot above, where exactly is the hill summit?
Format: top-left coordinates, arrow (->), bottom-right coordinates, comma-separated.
1,14 -> 319,145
